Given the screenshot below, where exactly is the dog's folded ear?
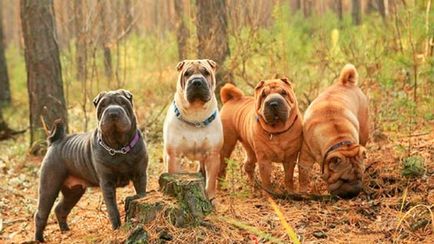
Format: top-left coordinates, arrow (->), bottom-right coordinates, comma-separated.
119,89 -> 133,103
177,60 -> 186,71
206,59 -> 217,71
359,145 -> 367,160
280,77 -> 293,87
93,91 -> 107,107
255,80 -> 265,90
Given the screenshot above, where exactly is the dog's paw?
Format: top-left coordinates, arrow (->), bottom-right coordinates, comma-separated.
210,197 -> 219,210
34,233 -> 45,243
111,217 -> 121,230
59,222 -> 70,232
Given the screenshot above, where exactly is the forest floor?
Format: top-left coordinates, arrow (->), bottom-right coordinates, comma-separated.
0,119 -> 433,243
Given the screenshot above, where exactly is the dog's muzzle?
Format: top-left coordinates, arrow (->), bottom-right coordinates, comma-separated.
104,106 -> 123,120
328,179 -> 362,199
100,105 -> 132,132
186,77 -> 211,103
263,95 -> 289,124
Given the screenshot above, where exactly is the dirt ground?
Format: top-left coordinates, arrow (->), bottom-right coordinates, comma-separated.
0,125 -> 433,243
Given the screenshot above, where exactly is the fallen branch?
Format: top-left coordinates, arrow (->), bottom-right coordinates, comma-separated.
0,128 -> 26,141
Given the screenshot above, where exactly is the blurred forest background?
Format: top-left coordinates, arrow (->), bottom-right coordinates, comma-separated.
0,0 -> 433,243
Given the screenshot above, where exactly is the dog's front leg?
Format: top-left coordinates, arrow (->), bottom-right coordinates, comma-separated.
204,151 -> 220,202
132,171 -> 147,196
165,149 -> 180,173
257,157 -> 273,192
283,153 -> 298,193
100,179 -> 121,229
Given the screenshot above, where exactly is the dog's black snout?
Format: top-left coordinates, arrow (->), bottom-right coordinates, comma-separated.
192,79 -> 203,87
269,101 -> 279,107
267,100 -> 281,110
105,107 -> 121,118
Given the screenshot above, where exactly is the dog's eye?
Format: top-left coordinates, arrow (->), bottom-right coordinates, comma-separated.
98,102 -> 106,109
202,69 -> 210,76
261,93 -> 267,98
280,90 -> 287,96
330,157 -> 342,168
184,70 -> 192,77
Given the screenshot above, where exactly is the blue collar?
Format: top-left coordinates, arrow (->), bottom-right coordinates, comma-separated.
173,101 -> 217,128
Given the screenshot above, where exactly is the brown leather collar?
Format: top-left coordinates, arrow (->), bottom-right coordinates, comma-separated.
256,114 -> 298,140
321,140 -> 353,173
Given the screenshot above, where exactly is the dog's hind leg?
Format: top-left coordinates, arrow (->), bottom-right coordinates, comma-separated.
242,144 -> 257,185
54,186 -> 86,231
34,158 -> 66,242
298,142 -> 316,193
218,132 -> 238,181
199,160 -> 207,179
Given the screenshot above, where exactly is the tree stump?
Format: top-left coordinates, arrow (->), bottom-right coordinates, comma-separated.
125,173 -> 213,228
159,173 -> 212,219
126,226 -> 149,244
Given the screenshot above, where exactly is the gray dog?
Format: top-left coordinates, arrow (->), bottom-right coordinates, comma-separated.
34,90 -> 148,242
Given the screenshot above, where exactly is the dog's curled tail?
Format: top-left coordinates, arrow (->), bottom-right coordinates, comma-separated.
48,119 -> 66,145
338,64 -> 358,86
220,83 -> 244,104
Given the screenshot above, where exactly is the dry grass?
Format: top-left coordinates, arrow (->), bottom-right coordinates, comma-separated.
0,67 -> 433,243
0,123 -> 432,243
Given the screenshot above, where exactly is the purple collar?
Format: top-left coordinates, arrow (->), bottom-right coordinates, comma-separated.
98,130 -> 141,156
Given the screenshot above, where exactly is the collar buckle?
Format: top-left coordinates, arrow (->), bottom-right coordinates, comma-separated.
194,122 -> 203,128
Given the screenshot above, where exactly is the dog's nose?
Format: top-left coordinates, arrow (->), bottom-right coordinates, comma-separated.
269,101 -> 279,108
192,79 -> 203,87
105,108 -> 121,118
108,111 -> 119,118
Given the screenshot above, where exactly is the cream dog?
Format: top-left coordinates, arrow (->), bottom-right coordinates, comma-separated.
163,59 -> 223,202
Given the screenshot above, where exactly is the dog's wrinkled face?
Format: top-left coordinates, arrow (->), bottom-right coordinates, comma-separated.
255,78 -> 295,126
93,89 -> 134,135
176,59 -> 217,105
323,145 -> 366,198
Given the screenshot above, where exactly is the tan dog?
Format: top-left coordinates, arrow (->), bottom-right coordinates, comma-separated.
163,59 -> 223,202
299,64 -> 369,198
219,79 -> 303,192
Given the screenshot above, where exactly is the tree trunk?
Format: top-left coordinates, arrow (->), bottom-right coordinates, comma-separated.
174,0 -> 190,60
0,106 -> 9,139
73,0 -> 86,82
335,0 -> 343,21
0,0 -> 11,104
98,0 -> 113,82
290,0 -> 301,12
302,0 -> 313,17
352,0 -> 362,25
20,0 -> 68,153
123,0 -> 133,32
196,0 -> 232,89
377,0 -> 388,20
